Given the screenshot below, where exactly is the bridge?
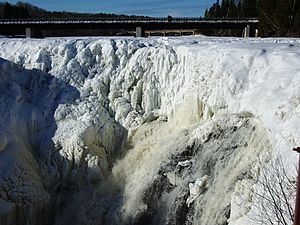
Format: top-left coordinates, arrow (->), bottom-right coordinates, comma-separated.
0,18 -> 259,38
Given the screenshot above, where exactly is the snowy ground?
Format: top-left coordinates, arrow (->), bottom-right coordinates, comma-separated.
0,36 -> 299,225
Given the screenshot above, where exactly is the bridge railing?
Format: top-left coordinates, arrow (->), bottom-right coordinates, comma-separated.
0,17 -> 259,24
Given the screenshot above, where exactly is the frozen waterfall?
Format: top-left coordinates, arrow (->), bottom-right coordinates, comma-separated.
0,37 -> 299,225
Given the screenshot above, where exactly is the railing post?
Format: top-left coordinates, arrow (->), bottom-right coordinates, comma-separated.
293,147 -> 300,225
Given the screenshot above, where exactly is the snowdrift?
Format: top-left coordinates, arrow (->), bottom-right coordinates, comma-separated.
0,37 -> 299,225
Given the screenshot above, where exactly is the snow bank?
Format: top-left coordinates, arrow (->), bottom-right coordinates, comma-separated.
0,36 -> 299,225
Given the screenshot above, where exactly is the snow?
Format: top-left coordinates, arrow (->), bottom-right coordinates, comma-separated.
177,160 -> 193,167
186,175 -> 209,207
0,36 -> 299,225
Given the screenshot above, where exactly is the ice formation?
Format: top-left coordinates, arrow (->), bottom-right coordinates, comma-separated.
0,36 -> 299,225
186,175 -> 209,208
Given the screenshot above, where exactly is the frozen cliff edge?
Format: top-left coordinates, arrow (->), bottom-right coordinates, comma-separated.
0,37 -> 299,225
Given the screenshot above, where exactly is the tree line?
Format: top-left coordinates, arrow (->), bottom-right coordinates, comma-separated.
205,0 -> 300,36
0,1 -> 148,20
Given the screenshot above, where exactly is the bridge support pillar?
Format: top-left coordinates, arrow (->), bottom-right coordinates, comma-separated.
25,27 -> 44,38
243,25 -> 250,37
136,27 -> 144,37
25,27 -> 32,38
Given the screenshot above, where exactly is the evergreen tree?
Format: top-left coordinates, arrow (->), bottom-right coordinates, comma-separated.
3,2 -> 13,18
0,1 -> 149,20
259,0 -> 298,36
292,0 -> 300,33
237,1 -> 242,17
205,9 -> 209,17
241,0 -> 258,17
206,0 -> 221,17
273,0 -> 292,31
205,0 -> 240,18
293,10 -> 300,34
204,0 -> 300,36
228,0 -> 238,17
221,0 -> 230,17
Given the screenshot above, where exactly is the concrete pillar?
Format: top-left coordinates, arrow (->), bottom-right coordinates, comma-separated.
25,28 -> 44,38
25,28 -> 32,38
243,25 -> 250,37
136,27 -> 144,37
247,25 -> 250,37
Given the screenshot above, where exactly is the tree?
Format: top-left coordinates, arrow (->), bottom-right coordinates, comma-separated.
0,1 -> 150,20
241,0 -> 258,17
3,2 -> 13,18
273,0 -> 297,34
205,9 -> 209,17
249,157 -> 297,225
228,0 -> 238,17
205,0 -> 253,18
204,0 -> 300,36
293,7 -> 300,34
206,0 -> 221,17
258,0 -> 298,36
221,0 -> 230,17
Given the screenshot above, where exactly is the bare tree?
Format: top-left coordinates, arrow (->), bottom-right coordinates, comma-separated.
249,156 -> 297,225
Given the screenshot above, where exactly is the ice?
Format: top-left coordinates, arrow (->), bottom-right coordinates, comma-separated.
186,175 -> 209,207
0,36 -> 299,225
177,160 -> 193,167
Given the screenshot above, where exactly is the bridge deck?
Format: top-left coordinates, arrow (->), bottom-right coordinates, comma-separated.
0,18 -> 259,37
0,18 -> 259,25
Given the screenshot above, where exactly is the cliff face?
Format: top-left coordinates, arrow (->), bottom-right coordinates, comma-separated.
0,37 -> 299,225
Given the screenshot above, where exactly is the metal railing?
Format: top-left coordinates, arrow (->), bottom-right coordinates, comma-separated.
0,17 -> 259,25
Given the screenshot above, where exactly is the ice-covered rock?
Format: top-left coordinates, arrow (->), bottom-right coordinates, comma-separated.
177,160 -> 193,167
186,175 -> 209,207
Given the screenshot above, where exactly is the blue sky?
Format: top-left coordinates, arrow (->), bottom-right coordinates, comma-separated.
4,0 -> 215,17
